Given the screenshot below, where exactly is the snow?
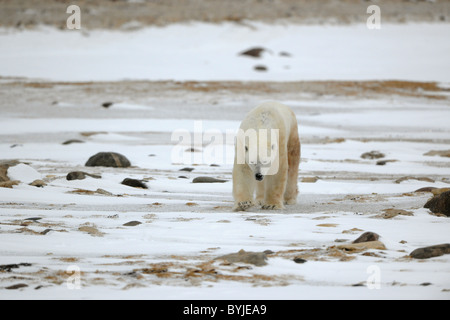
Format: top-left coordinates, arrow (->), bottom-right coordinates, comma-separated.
0,22 -> 450,300
0,23 -> 449,82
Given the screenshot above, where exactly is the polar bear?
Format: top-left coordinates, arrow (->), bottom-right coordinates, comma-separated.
232,101 -> 300,211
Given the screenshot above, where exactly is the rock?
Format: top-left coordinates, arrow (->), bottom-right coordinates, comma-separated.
376,159 -> 398,165
0,263 -> 32,272
395,176 -> 435,184
424,150 -> 450,158
121,178 -> 148,189
410,244 -> 450,259
361,151 -> 385,159
102,101 -> 114,108
414,187 -> 437,193
353,231 -> 380,244
293,257 -> 307,264
192,176 -> 227,183
215,249 -> 267,266
62,139 -> 84,145
5,283 -> 28,290
239,47 -> 266,58
254,65 -> 267,72
179,167 -> 194,172
123,221 -> 142,226
336,241 -> 386,253
424,190 -> 450,217
85,152 -> 131,168
66,171 -> 101,180
29,179 -> 46,188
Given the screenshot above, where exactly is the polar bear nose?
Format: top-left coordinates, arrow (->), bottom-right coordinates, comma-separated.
255,173 -> 263,181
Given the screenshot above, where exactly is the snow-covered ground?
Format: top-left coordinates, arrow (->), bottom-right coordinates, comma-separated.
0,22 -> 449,300
1,22 -> 449,82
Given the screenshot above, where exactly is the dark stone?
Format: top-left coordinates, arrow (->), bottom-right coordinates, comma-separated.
123,221 -> 142,227
66,171 -> 101,180
192,176 -> 227,183
121,178 -> 147,189
5,283 -> 28,290
410,244 -> 450,259
293,257 -> 307,264
353,231 -> 380,244
424,191 -> 450,217
62,139 -> 84,145
179,167 -> 194,172
414,187 -> 437,193
85,152 -> 131,168
0,263 -> 32,272
239,47 -> 266,58
254,65 -> 267,72
102,102 -> 114,108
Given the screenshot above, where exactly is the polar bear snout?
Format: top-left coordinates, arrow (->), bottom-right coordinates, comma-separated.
255,173 -> 264,181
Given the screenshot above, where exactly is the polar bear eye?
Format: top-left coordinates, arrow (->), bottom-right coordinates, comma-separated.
245,146 -> 248,152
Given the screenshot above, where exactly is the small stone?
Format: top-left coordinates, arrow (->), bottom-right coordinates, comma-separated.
85,152 -> 131,168
66,171 -> 86,180
414,187 -> 437,193
410,244 -> 450,259
78,225 -> 104,237
179,167 -> 194,172
361,151 -> 385,159
239,47 -> 266,58
5,283 -> 28,290
254,65 -> 267,72
62,139 -> 84,145
123,221 -> 142,227
395,176 -> 435,184
121,178 -> 148,189
353,231 -> 380,244
29,179 -> 46,187
192,176 -> 227,183
102,102 -> 114,108
293,257 -> 307,264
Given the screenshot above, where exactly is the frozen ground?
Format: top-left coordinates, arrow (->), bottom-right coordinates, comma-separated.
0,22 -> 450,300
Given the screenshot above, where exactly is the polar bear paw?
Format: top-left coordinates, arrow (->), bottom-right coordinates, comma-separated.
233,200 -> 255,211
261,202 -> 285,210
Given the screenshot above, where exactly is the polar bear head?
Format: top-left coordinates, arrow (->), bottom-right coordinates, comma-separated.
236,128 -> 279,181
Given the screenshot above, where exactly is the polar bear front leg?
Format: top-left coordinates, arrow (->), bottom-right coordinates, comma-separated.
232,164 -> 256,211
262,161 -> 288,210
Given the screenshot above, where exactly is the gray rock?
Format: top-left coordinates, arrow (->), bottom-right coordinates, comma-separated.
66,171 -> 101,180
239,47 -> 266,58
424,190 -> 450,217
192,176 -> 227,183
123,221 -> 142,227
410,244 -> 450,259
85,152 -> 131,168
121,178 -> 148,189
353,231 -> 380,244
